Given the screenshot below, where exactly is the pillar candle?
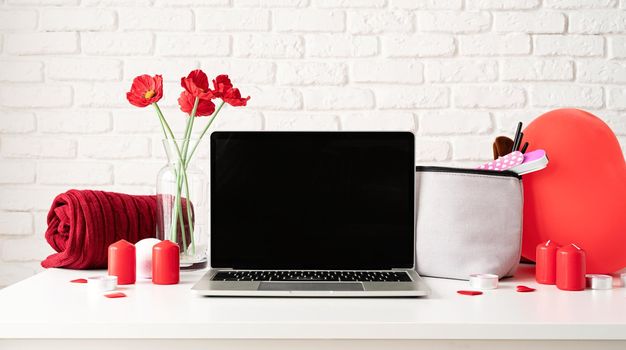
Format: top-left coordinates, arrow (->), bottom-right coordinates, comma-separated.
556,244 -> 586,291
536,240 -> 559,284
152,240 -> 180,285
108,239 -> 136,285
135,238 -> 161,279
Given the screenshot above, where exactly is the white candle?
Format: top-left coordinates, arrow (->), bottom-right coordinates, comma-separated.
135,238 -> 162,279
87,275 -> 117,292
469,273 -> 499,290
585,274 -> 612,290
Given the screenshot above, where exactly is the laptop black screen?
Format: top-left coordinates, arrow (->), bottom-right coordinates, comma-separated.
210,132 -> 415,270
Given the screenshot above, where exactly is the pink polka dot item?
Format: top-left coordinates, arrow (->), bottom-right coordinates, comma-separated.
477,151 -> 524,172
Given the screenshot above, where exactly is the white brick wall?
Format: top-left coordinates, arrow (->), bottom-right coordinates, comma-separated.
1,0 -> 626,287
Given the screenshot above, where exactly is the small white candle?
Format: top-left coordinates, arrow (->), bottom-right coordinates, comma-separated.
585,274 -> 612,290
87,275 -> 117,292
469,273 -> 499,290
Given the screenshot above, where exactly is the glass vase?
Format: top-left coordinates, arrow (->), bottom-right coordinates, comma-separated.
156,138 -> 208,270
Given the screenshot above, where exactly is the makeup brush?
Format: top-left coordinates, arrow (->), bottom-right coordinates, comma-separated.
512,122 -> 522,151
493,136 -> 514,159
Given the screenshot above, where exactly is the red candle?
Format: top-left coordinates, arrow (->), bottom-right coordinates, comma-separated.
536,240 -> 559,284
556,244 -> 586,291
108,239 -> 136,285
152,240 -> 179,285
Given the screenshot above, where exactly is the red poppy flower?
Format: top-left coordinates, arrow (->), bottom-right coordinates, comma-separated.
211,74 -> 250,106
181,69 -> 214,100
222,87 -> 250,107
212,74 -> 233,98
178,91 -> 215,117
126,74 -> 163,108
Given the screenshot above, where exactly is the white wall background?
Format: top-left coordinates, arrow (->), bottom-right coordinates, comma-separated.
1,0 -> 626,287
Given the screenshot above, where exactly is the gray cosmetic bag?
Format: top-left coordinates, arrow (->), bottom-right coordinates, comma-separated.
415,166 -> 523,280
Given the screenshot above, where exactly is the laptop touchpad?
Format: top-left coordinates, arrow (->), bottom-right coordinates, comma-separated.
258,282 -> 364,291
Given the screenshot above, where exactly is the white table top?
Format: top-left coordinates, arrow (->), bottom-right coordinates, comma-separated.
0,264 -> 625,340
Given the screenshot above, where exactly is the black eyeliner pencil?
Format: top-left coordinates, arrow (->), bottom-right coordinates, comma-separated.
521,142 -> 529,154
514,132 -> 524,151
512,122 -> 522,152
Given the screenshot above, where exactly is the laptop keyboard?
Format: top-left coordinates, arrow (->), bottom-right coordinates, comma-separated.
211,270 -> 412,282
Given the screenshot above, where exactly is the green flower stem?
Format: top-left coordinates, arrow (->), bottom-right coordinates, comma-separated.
153,103 -> 179,149
176,168 -> 188,247
177,97 -> 200,253
152,98 -> 217,257
177,169 -> 188,252
172,158 -> 189,250
181,98 -> 200,165
153,103 -> 188,245
171,97 -> 200,253
152,102 -> 182,242
186,100 -> 226,165
182,169 -> 194,255
166,159 -> 185,244
171,168 -> 185,244
156,117 -> 168,140
178,100 -> 225,253
174,163 -> 186,249
180,97 -> 200,251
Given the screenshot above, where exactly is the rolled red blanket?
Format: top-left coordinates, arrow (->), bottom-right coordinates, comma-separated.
42,190 -> 194,269
41,190 -> 157,269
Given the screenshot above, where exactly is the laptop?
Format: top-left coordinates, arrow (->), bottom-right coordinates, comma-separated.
192,131 -> 430,297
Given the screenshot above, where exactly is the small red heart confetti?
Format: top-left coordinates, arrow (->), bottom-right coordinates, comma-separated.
104,292 -> 126,298
516,285 -> 536,293
70,278 -> 88,283
457,290 -> 483,296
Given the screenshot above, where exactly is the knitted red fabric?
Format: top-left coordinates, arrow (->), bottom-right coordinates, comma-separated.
41,190 -> 158,269
42,189 -> 194,269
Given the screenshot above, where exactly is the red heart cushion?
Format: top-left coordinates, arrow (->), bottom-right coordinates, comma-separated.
522,108 -> 626,273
